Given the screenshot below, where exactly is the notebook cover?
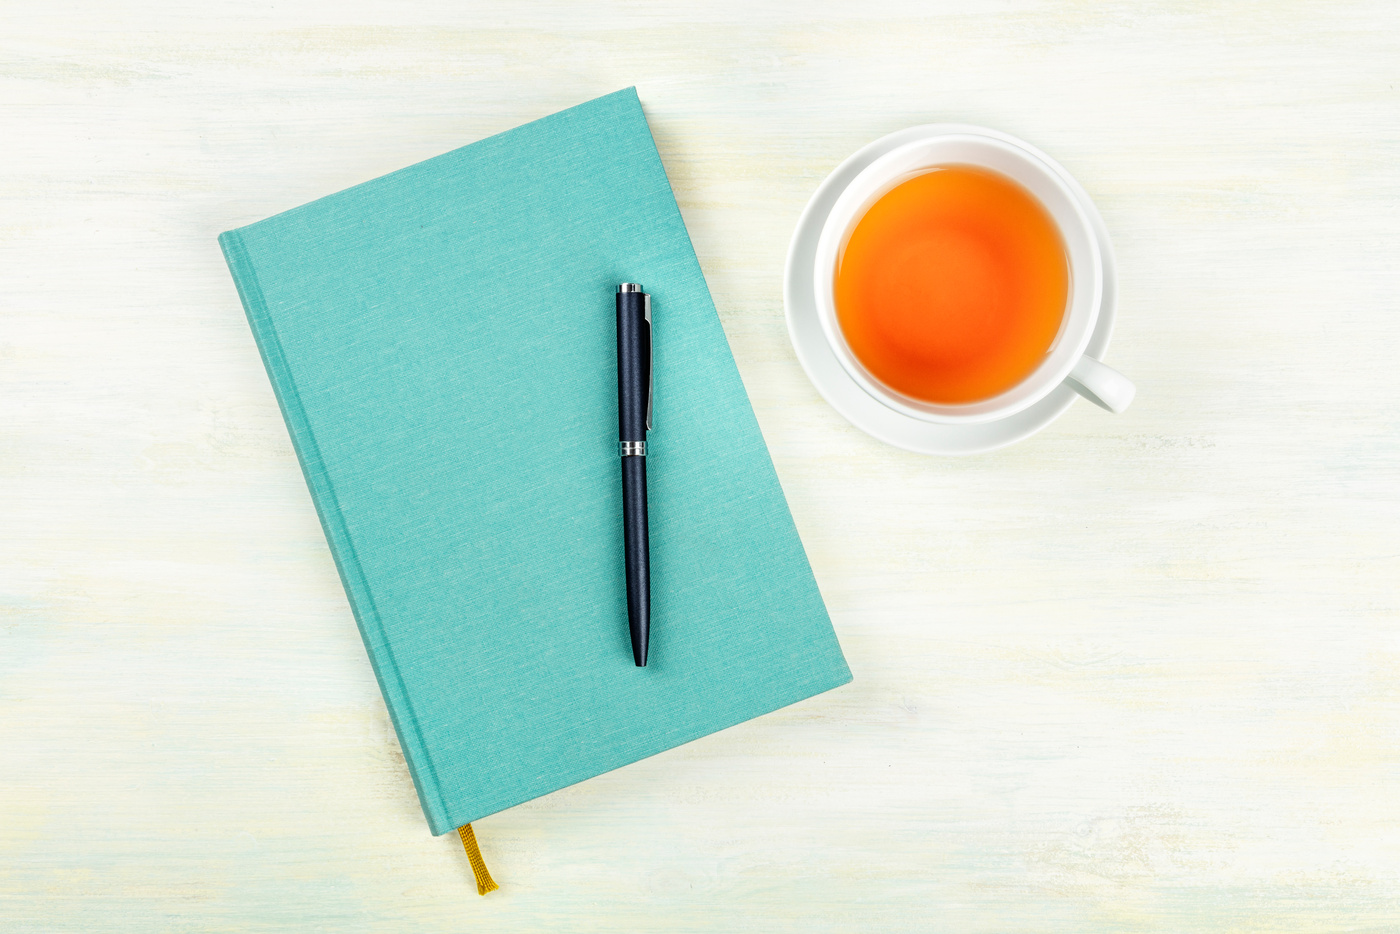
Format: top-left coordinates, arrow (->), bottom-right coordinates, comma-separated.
218,88 -> 851,835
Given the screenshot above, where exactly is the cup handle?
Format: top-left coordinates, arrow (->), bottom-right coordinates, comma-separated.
1066,356 -> 1135,414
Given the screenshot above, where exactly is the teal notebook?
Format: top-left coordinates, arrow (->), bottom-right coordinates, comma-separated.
219,88 -> 851,837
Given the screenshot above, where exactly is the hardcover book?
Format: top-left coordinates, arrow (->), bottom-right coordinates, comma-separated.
218,88 -> 851,840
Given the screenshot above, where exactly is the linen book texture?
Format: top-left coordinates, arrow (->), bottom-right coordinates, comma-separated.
219,88 -> 852,834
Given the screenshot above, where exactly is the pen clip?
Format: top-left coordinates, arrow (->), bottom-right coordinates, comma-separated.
643,292 -> 652,432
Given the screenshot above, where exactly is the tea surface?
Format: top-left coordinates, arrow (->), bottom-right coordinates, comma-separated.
835,165 -> 1068,404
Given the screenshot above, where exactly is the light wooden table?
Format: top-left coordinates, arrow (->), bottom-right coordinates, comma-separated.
4,2 -> 1398,931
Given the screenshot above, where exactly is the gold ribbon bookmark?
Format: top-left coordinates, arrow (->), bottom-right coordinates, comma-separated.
457,823 -> 499,895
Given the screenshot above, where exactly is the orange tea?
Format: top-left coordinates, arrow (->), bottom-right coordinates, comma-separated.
834,165 -> 1068,404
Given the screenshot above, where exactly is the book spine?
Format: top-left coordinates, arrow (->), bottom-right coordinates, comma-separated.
218,230 -> 451,833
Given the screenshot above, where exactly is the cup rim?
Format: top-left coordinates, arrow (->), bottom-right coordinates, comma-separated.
812,129 -> 1104,425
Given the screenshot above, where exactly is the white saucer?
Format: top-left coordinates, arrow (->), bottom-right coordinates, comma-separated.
783,124 -> 1119,455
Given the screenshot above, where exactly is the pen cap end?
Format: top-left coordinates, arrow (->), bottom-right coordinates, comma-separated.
618,283 -> 644,293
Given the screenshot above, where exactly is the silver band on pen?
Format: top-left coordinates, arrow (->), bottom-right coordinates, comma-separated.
619,441 -> 646,457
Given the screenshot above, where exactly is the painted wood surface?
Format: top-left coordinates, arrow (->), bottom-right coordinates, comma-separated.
3,2 -> 1398,930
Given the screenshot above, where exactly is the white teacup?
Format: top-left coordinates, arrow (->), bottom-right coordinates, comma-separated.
813,129 -> 1134,423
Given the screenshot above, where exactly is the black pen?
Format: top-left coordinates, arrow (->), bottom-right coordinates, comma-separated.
615,283 -> 652,667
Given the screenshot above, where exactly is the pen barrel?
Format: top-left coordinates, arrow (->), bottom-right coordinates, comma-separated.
616,285 -> 650,666
616,290 -> 650,441
621,455 -> 650,666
